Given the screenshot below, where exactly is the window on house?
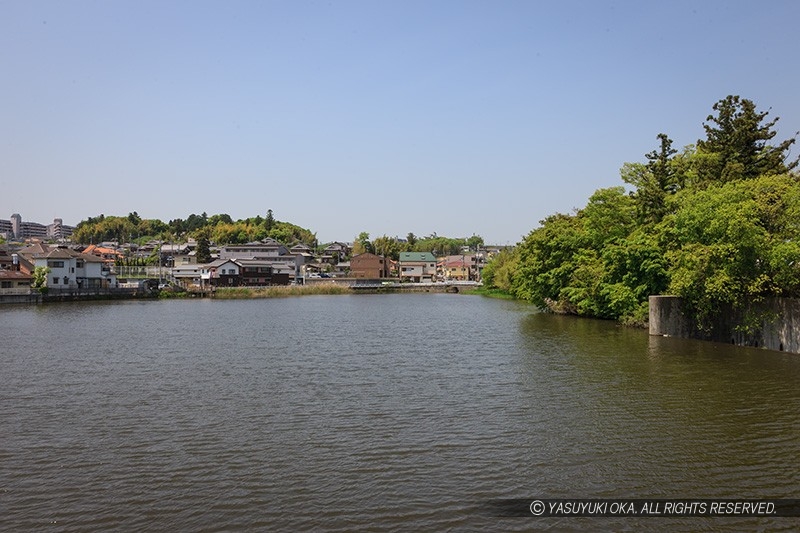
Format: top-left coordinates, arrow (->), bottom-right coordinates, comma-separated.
1,281 -> 11,288
76,260 -> 84,268
47,260 -> 64,268
53,277 -> 59,284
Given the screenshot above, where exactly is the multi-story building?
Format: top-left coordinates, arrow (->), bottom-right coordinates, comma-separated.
350,252 -> 390,278
18,243 -> 116,290
398,252 -> 437,282
47,218 -> 74,240
0,214 -> 74,241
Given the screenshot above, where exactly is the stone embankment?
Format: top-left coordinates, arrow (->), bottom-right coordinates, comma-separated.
649,295 -> 800,354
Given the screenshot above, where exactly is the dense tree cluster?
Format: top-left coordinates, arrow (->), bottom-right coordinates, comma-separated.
351,232 -> 484,260
73,210 -> 316,247
74,210 -> 484,264
483,95 -> 800,331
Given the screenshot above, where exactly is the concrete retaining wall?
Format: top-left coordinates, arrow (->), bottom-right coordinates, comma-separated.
0,293 -> 42,305
649,295 -> 800,353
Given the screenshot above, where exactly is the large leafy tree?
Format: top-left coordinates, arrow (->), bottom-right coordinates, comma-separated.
352,232 -> 374,255
372,235 -> 400,260
664,174 -> 800,331
484,95 -> 800,329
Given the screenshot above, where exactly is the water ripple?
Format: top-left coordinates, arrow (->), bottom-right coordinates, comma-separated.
2,295 -> 800,531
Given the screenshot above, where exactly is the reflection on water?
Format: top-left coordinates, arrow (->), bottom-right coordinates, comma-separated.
2,295 -> 799,531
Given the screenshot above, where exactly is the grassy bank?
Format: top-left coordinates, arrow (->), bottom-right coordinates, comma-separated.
461,286 -> 516,299
213,284 -> 354,299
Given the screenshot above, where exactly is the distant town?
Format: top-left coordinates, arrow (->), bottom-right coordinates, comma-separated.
0,213 -> 504,301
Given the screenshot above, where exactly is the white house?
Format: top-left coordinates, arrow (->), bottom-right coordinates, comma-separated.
19,244 -> 117,290
398,252 -> 437,282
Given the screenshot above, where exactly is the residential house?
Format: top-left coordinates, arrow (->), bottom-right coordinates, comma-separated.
0,270 -> 32,294
220,238 -> 288,260
171,264 -> 205,288
288,243 -> 315,265
398,252 -> 437,282
237,258 -> 291,286
441,255 -> 471,281
0,247 -> 16,270
0,247 -> 34,274
350,253 -> 390,278
18,243 -> 116,290
162,242 -> 195,265
333,261 -> 350,277
206,259 -> 242,287
321,242 -> 350,265
82,244 -> 124,266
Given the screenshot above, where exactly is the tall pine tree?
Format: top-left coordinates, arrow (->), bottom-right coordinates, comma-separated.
696,95 -> 798,183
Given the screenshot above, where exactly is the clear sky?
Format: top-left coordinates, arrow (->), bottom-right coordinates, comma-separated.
2,1 -> 799,245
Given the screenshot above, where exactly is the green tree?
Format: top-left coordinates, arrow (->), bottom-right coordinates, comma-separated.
512,212 -> 588,306
664,174 -> 800,331
265,209 -> 275,231
353,232 -> 374,255
622,134 -> 680,223
32,266 -> 50,294
195,229 -> 212,264
482,249 -> 518,292
466,235 -> 484,251
696,95 -> 798,183
372,235 -> 400,260
208,213 -> 233,226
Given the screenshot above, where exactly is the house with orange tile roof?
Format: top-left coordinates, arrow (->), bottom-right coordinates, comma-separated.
82,244 -> 124,265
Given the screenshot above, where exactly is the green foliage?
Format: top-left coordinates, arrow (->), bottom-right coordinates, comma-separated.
481,248 -> 518,292
265,209 -> 275,231
622,134 -> 681,223
353,232 -> 374,255
195,229 -> 212,264
695,95 -> 798,184
411,236 -> 467,255
664,174 -> 800,331
490,96 -> 800,330
75,210 -> 315,247
372,235 -> 400,260
32,266 -> 50,293
466,235 -> 484,251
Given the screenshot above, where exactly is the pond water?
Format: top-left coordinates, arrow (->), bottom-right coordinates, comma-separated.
2,294 -> 799,531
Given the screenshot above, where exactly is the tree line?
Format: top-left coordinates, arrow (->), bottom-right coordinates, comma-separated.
482,95 -> 800,332
351,232 -> 484,260
73,210 -> 486,264
73,209 -> 315,248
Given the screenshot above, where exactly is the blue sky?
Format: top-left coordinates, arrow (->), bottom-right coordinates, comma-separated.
2,1 -> 799,245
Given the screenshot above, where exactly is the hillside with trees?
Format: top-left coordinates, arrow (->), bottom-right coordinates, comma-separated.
482,95 -> 800,332
72,209 -> 316,247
